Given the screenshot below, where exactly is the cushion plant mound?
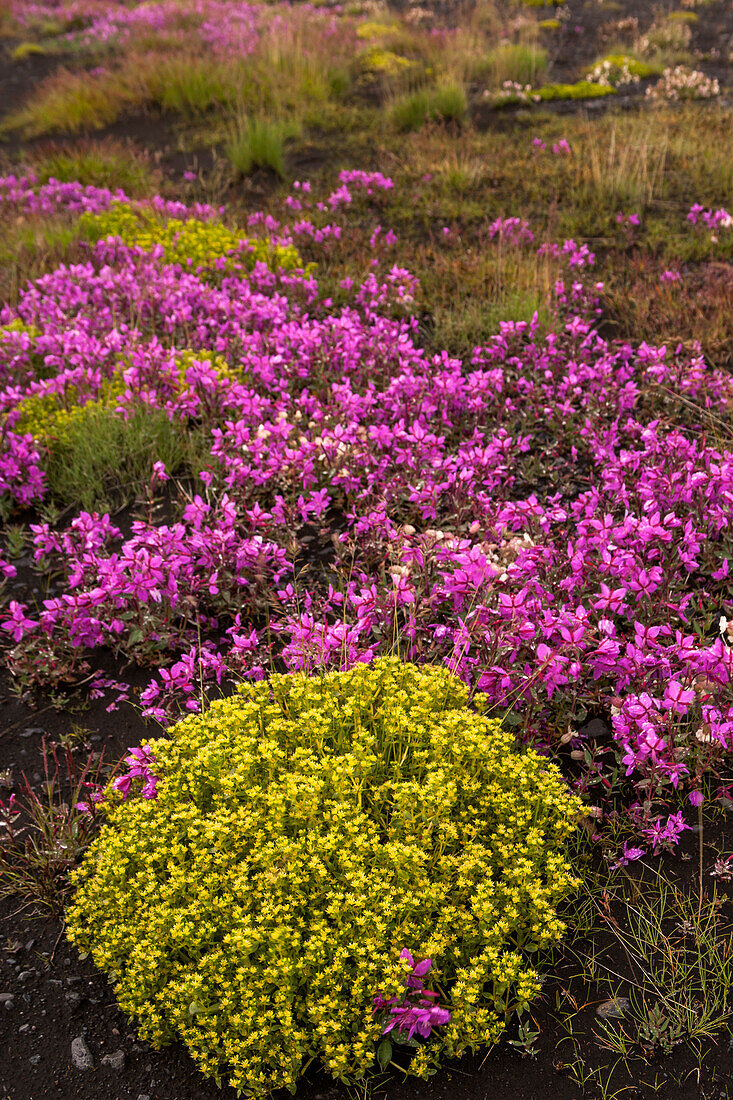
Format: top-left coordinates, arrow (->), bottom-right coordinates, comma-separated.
66,658 -> 581,1096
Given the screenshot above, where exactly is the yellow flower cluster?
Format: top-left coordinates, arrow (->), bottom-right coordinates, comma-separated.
13,373 -> 127,445
360,47 -> 415,75
78,202 -> 305,274
356,21 -> 400,38
66,658 -> 581,1095
1,319 -> 40,337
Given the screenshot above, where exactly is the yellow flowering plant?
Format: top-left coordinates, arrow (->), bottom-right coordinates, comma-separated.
66,658 -> 581,1096
78,202 -> 306,274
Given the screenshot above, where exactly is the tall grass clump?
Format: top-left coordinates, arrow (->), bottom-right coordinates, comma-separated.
67,658 -> 580,1095
391,83 -> 467,132
2,67 -> 122,136
482,42 -> 548,87
225,115 -> 301,178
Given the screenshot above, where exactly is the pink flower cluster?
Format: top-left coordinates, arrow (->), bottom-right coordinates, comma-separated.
487,216 -> 534,246
2,175 -> 733,847
75,744 -> 159,813
373,949 -> 451,1041
687,205 -> 733,232
0,174 -> 224,223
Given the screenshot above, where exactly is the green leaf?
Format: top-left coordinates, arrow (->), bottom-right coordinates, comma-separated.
376,1038 -> 392,1069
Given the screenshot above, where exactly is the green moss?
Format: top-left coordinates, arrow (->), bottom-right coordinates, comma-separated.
599,54 -> 662,79
67,658 -> 580,1095
536,81 -> 617,102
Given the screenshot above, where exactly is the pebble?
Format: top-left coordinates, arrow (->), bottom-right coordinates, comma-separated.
71,1036 -> 94,1071
101,1049 -> 126,1071
596,996 -> 630,1020
29,1056 -> 40,1066
18,1024 -> 32,1034
18,970 -> 36,982
0,994 -> 14,1004
137,1094 -> 151,1100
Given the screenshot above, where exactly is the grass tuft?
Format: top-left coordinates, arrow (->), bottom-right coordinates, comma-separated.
225,115 -> 301,179
390,83 -> 467,132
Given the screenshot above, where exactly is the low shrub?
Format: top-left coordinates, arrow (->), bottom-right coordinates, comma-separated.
66,658 -> 581,1095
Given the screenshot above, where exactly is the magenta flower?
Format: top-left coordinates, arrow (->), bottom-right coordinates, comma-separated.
1,601 -> 39,643
112,746 -> 159,801
374,950 -> 451,1043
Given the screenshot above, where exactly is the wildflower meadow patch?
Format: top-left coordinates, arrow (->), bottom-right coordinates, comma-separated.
0,0 -> 732,1095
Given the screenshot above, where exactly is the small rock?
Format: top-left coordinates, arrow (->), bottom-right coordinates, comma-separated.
101,1049 -> 126,1071
65,992 -> 82,1013
18,1023 -> 32,1034
18,970 -> 36,982
0,993 -> 14,1003
2,1000 -> 13,1011
71,1036 -> 94,1071
579,717 -> 611,741
596,996 -> 630,1020
136,1094 -> 151,1100
29,1056 -> 40,1066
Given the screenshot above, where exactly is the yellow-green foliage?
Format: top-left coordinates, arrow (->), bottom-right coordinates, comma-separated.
0,319 -> 40,338
12,41 -> 48,62
356,21 -> 400,39
599,54 -> 661,79
13,374 -> 126,445
360,46 -> 415,75
67,658 -> 581,1096
78,203 -> 305,273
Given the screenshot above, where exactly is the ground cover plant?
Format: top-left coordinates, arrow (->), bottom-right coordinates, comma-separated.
0,0 -> 732,1098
